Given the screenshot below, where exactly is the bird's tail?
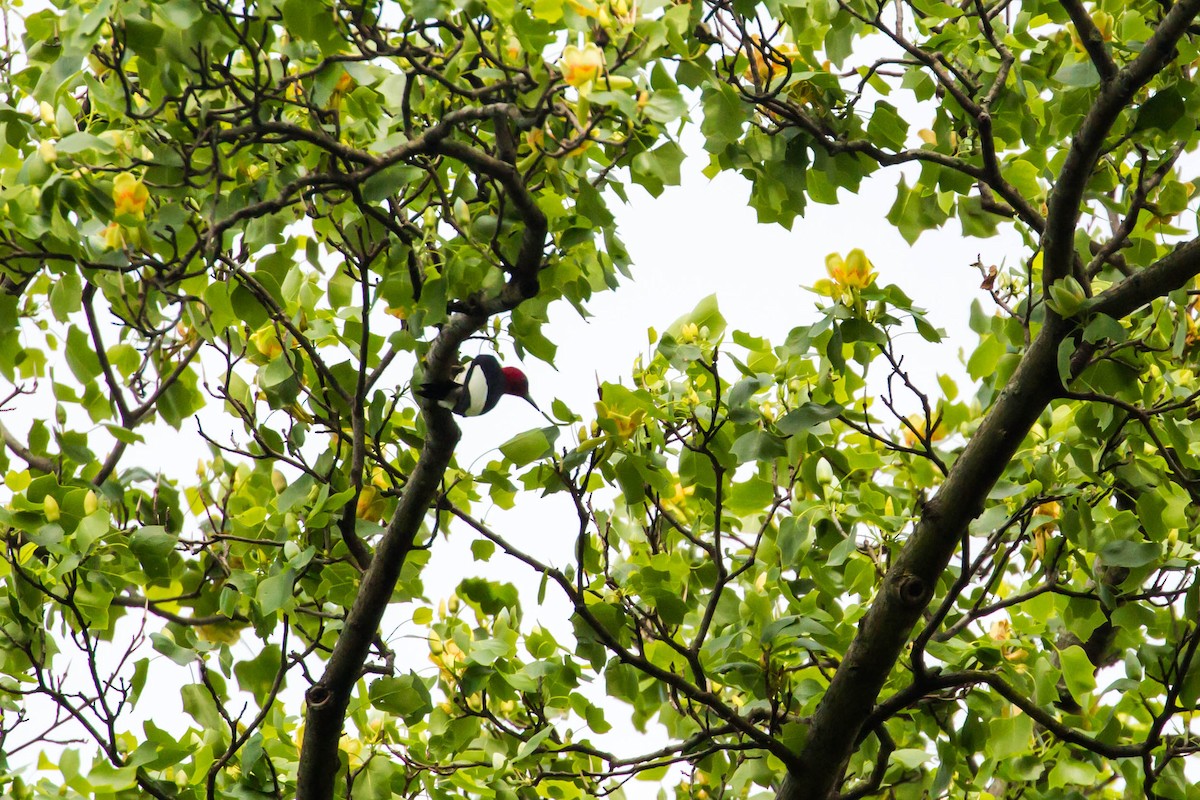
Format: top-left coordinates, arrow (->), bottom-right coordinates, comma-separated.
416,380 -> 457,402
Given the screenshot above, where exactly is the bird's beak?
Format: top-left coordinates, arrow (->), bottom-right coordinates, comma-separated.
522,394 -> 541,411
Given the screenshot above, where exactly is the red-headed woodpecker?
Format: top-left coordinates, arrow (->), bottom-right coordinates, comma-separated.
418,354 -> 538,416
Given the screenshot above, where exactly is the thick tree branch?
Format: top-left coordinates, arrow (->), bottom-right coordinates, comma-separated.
780,313 -> 1069,800
295,120 -> 548,798
294,311 -> 475,800
779,199 -> 1200,800
1059,0 -> 1118,83
1041,0 -> 1200,289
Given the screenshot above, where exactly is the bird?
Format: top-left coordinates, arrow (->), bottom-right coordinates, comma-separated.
417,354 -> 538,416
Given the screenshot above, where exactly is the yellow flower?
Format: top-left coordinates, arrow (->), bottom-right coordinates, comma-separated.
1030,500 -> 1061,561
101,222 -> 126,250
355,485 -> 386,522
901,414 -> 946,448
661,479 -> 694,517
560,43 -> 605,88
1035,500 -> 1061,520
743,36 -> 798,84
524,128 -> 546,155
612,407 -> 645,439
112,173 -> 149,219
565,138 -> 594,157
249,324 -> 284,360
827,249 -> 876,291
814,249 -> 877,305
567,0 -> 599,17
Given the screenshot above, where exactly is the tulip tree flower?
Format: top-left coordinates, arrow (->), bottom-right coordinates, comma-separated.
814,248 -> 878,310
560,43 -> 605,88
112,172 -> 150,219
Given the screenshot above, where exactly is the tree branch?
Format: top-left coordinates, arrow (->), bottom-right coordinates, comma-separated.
1041,0 -> 1200,289
1059,0 -> 1118,83
0,417 -> 55,474
779,176 -> 1200,800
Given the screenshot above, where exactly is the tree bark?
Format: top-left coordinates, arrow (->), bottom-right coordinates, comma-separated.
780,4 -> 1200,794
783,316 -> 1067,800
294,312 -> 480,800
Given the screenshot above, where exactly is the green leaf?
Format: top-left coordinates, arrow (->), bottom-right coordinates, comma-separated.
642,88 -> 687,124
966,334 -> 1004,380
74,511 -> 109,552
234,644 -> 283,706
130,525 -> 176,558
1003,159 -> 1042,199
730,430 -> 787,463
150,631 -> 196,667
65,326 -> 102,383
369,673 -> 433,723
1047,757 -> 1101,789
1133,88 -> 1185,132
1081,313 -> 1126,344
181,683 -> 225,731
55,132 -> 115,155
1053,60 -> 1100,87
776,402 -> 841,435
866,101 -> 907,150
1058,644 -> 1097,701
515,725 -> 556,761
102,423 -> 145,445
49,270 -> 82,322
1099,539 -> 1159,568
890,748 -> 931,769
256,569 -> 296,615
87,761 -> 138,791
988,712 -> 1033,760
700,83 -> 746,152
499,426 -> 559,466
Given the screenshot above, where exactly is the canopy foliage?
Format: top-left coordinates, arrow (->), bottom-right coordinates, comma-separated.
2,0 -> 1200,799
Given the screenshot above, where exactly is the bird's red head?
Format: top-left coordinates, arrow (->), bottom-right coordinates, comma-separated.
501,366 -> 539,410
501,366 -> 530,398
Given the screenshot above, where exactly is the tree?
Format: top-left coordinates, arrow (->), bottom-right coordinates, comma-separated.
2,0 -> 1200,798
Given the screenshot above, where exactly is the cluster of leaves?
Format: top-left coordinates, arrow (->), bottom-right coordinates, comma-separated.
0,0 -> 697,796
443,274 -> 1200,800
3,0 -> 1200,799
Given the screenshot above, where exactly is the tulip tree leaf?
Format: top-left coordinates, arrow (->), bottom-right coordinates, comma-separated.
500,427 -> 559,466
